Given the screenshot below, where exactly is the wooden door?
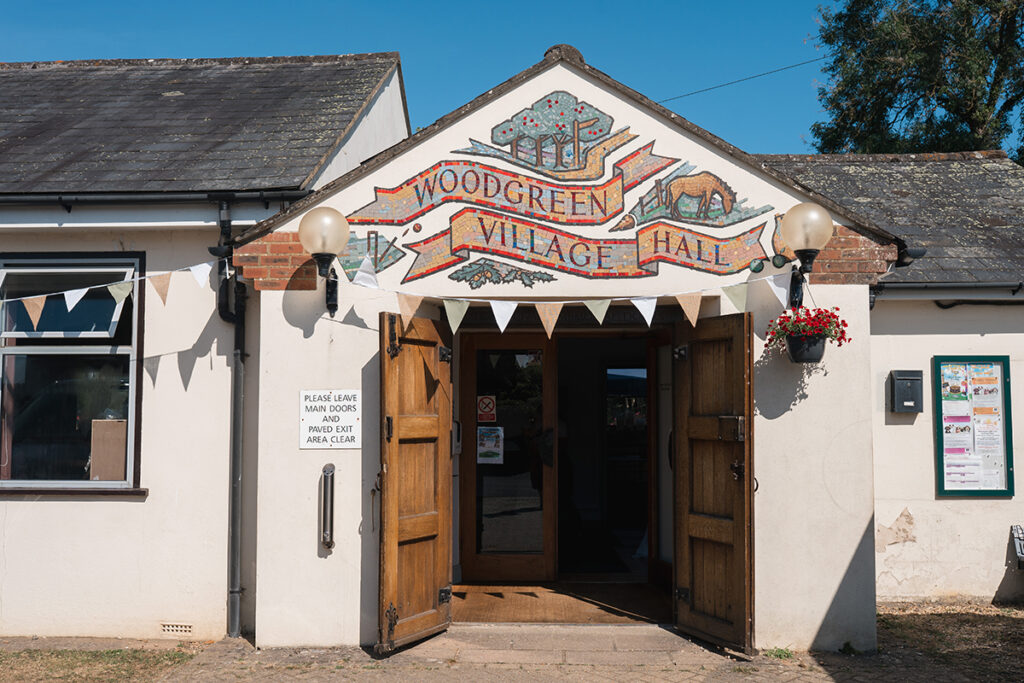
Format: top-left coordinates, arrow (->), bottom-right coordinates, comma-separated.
673,312 -> 753,652
459,333 -> 557,582
376,313 -> 453,655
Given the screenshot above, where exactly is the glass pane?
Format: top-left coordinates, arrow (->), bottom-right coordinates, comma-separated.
1,354 -> 130,481
1,270 -> 130,336
476,349 -> 545,554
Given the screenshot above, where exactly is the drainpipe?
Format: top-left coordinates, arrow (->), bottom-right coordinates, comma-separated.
211,201 -> 247,638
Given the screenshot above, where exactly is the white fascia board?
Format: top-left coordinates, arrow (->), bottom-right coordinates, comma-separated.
0,202 -> 277,231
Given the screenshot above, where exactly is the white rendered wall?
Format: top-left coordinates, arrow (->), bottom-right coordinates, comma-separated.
0,228 -> 233,640
311,67 -> 409,190
870,299 -> 1024,601
751,284 -> 877,652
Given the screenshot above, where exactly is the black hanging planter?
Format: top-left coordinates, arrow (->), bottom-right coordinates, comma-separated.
785,334 -> 826,363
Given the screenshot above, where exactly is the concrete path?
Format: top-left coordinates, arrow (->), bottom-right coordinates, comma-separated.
160,623 -> 971,681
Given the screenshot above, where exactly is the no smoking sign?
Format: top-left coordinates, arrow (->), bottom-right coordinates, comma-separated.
477,395 -> 496,423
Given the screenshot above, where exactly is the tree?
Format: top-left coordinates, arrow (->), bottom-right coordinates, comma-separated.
812,0 -> 1024,160
491,91 -> 612,168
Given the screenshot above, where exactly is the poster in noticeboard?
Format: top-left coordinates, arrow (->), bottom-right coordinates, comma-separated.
933,356 -> 1014,496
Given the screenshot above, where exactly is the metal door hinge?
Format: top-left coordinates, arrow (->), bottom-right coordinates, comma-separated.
439,345 -> 452,363
673,345 -> 688,360
675,587 -> 691,602
438,586 -> 452,604
385,416 -> 393,442
387,314 -> 401,359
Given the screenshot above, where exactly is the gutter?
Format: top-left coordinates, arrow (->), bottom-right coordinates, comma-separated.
0,190 -> 311,211
870,280 -> 1024,307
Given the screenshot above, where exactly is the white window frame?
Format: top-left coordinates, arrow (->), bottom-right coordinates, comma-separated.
0,257 -> 139,490
0,266 -> 133,339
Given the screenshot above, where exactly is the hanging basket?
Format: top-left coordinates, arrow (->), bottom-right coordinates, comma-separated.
785,334 -> 826,363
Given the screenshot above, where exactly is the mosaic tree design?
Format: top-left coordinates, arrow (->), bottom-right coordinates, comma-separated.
491,91 -> 612,170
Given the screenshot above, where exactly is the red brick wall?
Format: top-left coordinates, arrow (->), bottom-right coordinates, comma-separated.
233,231 -> 317,291
810,225 -> 897,285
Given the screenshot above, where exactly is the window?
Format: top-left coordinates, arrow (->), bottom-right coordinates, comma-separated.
0,257 -> 141,489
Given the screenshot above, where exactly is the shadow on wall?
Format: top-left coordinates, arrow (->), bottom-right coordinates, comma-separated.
745,265 -> 830,420
359,351 -> 382,646
753,345 -> 828,420
995,527 -> 1024,602
809,519 -> 878,655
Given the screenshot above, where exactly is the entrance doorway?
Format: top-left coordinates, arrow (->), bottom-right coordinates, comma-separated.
377,308 -> 754,652
455,328 -> 670,623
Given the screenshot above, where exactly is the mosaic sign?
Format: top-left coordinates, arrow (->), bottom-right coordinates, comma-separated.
337,90 -> 789,289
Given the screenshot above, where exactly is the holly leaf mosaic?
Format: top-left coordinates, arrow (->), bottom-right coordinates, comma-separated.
449,258 -> 556,289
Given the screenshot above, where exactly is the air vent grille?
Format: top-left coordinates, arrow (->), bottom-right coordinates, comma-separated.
161,622 -> 193,635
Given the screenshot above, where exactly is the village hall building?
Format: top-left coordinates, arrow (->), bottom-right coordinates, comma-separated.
1,45 -> 1022,655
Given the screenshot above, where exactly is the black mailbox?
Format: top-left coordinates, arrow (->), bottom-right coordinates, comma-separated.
889,370 -> 923,413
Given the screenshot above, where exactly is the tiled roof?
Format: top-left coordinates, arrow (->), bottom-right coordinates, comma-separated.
0,54 -> 400,194
757,151 -> 1024,284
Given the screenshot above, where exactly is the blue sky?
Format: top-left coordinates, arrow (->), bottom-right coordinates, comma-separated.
3,1 -> 836,153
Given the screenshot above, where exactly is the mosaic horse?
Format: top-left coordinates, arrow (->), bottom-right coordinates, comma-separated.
664,172 -> 736,220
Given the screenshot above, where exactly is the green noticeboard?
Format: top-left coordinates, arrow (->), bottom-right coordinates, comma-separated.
933,356 -> 1014,497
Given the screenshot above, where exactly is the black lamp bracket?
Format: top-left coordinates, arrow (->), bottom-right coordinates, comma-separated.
325,267 -> 339,318
788,248 -> 820,309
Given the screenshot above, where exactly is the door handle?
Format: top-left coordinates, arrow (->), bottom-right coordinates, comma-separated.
321,464 -> 335,549
729,460 -> 744,481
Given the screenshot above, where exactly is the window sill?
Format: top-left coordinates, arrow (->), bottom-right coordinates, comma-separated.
0,487 -> 148,497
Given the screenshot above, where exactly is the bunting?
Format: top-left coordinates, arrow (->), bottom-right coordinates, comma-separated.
444,299 -> 470,334
631,297 -> 657,327
764,272 -> 789,308
64,287 -> 88,312
490,300 -> 517,333
150,272 -> 172,305
106,281 -> 133,304
396,293 -> 423,330
535,302 -> 563,339
722,283 -> 748,312
584,299 -> 611,324
190,262 -> 213,287
22,295 -> 46,330
675,293 -> 702,326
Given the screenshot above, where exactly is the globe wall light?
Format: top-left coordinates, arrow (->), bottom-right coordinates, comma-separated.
780,202 -> 834,309
298,207 -> 351,317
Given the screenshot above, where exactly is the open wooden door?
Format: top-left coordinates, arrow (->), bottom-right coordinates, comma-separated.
376,313 -> 453,655
673,312 -> 753,652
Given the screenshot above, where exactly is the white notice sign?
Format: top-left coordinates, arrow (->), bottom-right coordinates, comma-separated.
300,390 -> 361,449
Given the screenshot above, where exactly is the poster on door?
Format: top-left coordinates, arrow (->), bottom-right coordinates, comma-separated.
936,359 -> 1012,494
477,426 -> 504,465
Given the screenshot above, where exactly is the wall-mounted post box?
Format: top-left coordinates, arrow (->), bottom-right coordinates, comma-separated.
889,370 -> 923,413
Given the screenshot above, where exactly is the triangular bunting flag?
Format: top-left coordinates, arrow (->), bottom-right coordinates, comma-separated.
352,255 -> 379,289
490,300 -> 517,333
535,302 -> 563,339
723,283 -> 749,312
149,272 -> 172,305
22,295 -> 47,330
143,355 -> 162,384
107,281 -> 133,304
675,293 -> 702,326
584,299 -> 611,324
631,297 -> 657,327
443,299 -> 470,334
764,273 -> 789,308
396,293 -> 423,330
64,287 -> 88,312
190,262 -> 213,287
